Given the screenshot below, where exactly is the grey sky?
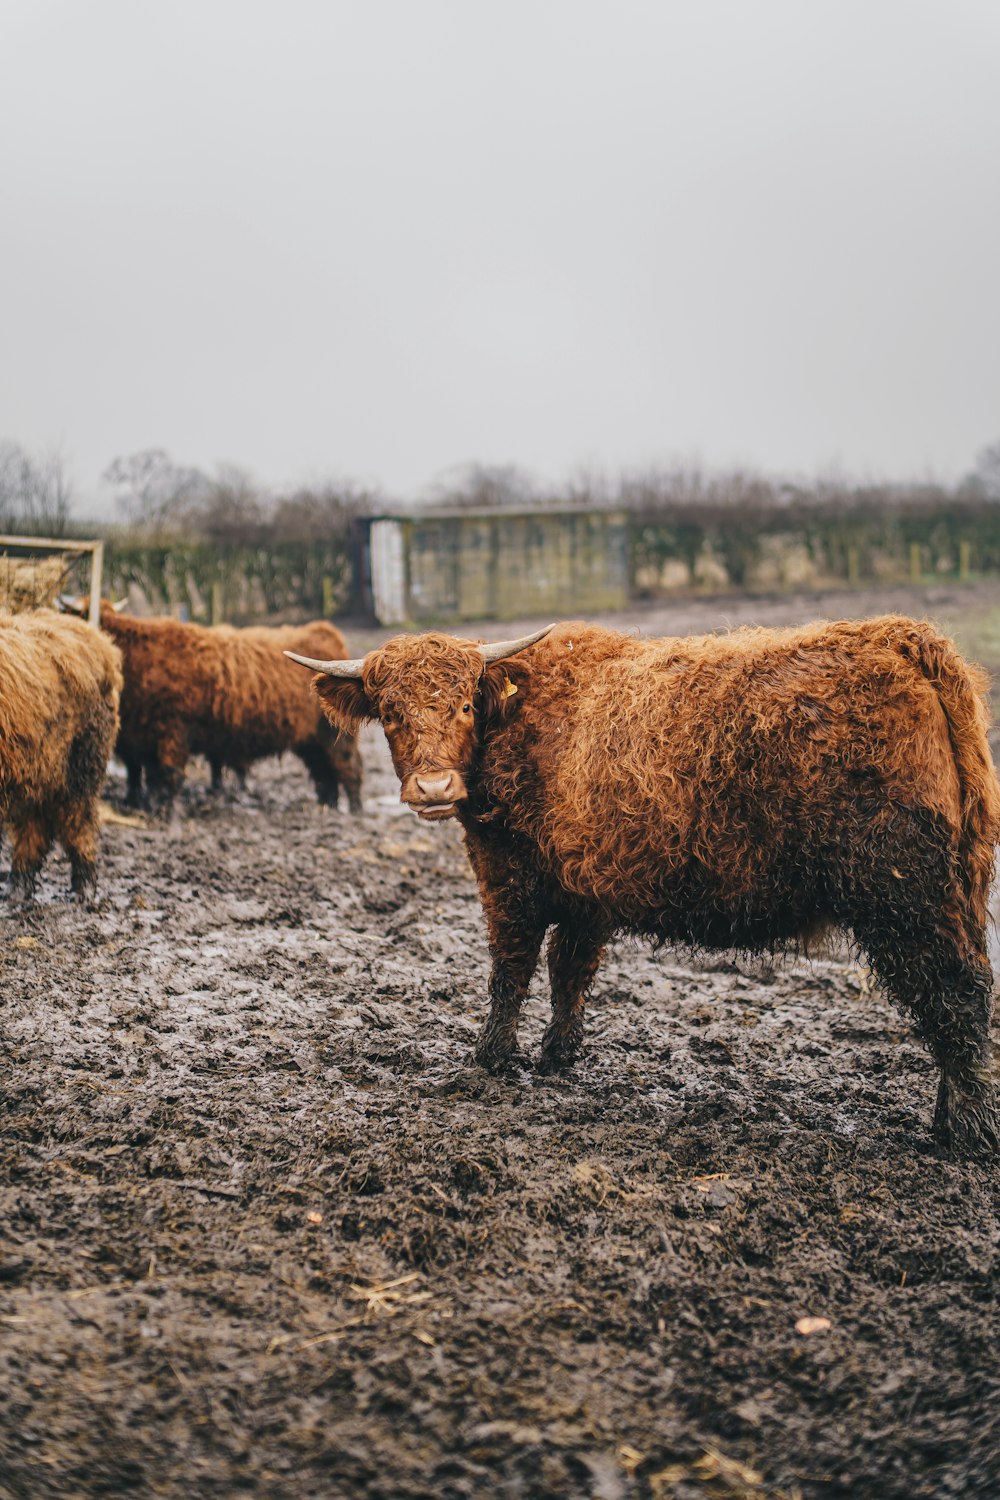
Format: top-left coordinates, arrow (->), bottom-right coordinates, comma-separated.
2,0 -> 998,509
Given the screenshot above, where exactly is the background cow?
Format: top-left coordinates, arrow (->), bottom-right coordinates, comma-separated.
202,622 -> 363,811
66,602 -> 363,814
0,609 -> 121,896
290,616 -> 1000,1159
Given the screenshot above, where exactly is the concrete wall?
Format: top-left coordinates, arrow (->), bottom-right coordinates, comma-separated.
369,509 -> 629,624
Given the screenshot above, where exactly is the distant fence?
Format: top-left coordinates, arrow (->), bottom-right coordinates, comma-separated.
96,498 -> 1000,625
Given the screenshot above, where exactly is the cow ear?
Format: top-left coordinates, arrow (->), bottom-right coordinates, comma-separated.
478,662 -> 527,725
312,676 -> 377,732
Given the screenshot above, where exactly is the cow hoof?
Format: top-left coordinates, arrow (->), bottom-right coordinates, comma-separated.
538,1022 -> 583,1075
537,1045 -> 580,1075
933,1078 -> 1000,1162
473,1041 -> 528,1076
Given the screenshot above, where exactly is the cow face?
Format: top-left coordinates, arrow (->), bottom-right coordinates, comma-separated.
286,626 -> 552,821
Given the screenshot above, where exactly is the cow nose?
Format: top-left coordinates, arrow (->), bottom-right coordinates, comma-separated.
415,774 -> 454,801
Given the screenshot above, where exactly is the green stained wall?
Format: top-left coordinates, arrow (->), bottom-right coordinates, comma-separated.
396,509 -> 629,623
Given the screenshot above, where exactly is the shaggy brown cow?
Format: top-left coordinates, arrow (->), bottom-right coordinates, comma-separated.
289,616 -> 1000,1159
0,609 -> 121,895
64,603 -> 362,814
201,622 -> 363,812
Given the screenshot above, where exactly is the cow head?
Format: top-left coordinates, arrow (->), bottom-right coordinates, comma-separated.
286,626 -> 552,820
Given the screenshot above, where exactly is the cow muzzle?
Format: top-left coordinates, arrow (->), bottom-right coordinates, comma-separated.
401,769 -> 468,820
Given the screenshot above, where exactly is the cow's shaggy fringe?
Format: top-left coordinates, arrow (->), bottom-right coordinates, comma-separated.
0,609 -> 122,894
89,605 -> 362,813
316,615 -> 1000,1158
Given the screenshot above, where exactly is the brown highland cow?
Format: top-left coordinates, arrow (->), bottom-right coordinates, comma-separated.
200,623 -> 363,811
289,616 -> 1000,1159
0,609 -> 122,896
65,603 -> 362,814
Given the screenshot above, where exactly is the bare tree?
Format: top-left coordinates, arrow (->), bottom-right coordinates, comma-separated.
427,463 -> 538,511
103,449 -> 210,531
0,441 -> 73,534
272,482 -> 376,542
966,441 -> 1000,501
193,465 -> 270,546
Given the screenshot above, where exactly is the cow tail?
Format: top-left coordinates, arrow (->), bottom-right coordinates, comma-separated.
902,627 -> 1000,927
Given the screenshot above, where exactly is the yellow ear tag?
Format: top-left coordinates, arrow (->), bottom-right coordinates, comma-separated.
502,674 -> 518,698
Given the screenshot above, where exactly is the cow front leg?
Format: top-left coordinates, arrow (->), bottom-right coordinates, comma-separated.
538,918 -> 610,1074
473,893 -> 548,1074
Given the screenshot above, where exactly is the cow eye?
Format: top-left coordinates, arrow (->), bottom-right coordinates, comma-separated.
462,702 -> 472,714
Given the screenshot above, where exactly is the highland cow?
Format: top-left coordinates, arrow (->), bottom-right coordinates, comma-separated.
0,609 -> 121,895
64,603 -> 363,814
202,622 -> 363,811
288,616 -> 1000,1159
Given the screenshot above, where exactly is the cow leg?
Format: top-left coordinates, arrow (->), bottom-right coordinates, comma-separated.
475,913 -> 548,1072
853,908 -> 998,1160
330,733 -> 364,815
296,741 -> 340,807
538,918 -> 610,1074
209,757 -> 225,793
122,753 -> 144,807
57,798 -> 101,897
7,814 -> 53,899
464,833 -> 550,1071
147,728 -> 188,818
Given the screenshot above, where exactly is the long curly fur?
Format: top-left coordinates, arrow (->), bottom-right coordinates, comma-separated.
315,616 -> 1000,1159
202,622 -> 363,810
91,605 -> 363,813
0,609 -> 122,895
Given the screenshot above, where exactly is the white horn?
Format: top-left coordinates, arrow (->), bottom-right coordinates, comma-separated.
478,624 -> 555,665
284,650 -> 366,677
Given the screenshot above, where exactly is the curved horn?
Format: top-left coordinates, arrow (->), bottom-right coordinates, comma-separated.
284,649 -> 366,678
478,624 -> 555,665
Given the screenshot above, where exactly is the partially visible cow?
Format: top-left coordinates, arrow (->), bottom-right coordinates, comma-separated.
201,622 -> 363,812
288,616 -> 1000,1159
62,602 -> 363,814
0,609 -> 121,895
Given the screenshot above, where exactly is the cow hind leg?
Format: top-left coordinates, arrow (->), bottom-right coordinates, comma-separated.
57,798 -> 101,897
855,911 -> 998,1160
7,814 -> 53,898
538,917 -> 610,1074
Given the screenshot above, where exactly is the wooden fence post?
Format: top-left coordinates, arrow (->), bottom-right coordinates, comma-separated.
211,579 -> 223,624
909,542 -> 921,584
847,545 -> 859,585
322,574 -> 334,618
959,540 -> 971,580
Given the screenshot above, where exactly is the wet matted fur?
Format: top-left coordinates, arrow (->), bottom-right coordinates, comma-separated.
0,608 -> 122,895
313,615 -> 1000,1159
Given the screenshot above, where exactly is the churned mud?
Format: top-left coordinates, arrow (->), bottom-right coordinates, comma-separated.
1,583 -> 999,1499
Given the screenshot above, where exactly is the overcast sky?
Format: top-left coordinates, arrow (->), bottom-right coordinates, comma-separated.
2,0 -> 998,509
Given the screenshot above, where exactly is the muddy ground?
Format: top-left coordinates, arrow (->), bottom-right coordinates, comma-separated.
1,582 -> 999,1500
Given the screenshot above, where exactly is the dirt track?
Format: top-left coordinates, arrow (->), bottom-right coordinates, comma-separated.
1,583 -> 999,1499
